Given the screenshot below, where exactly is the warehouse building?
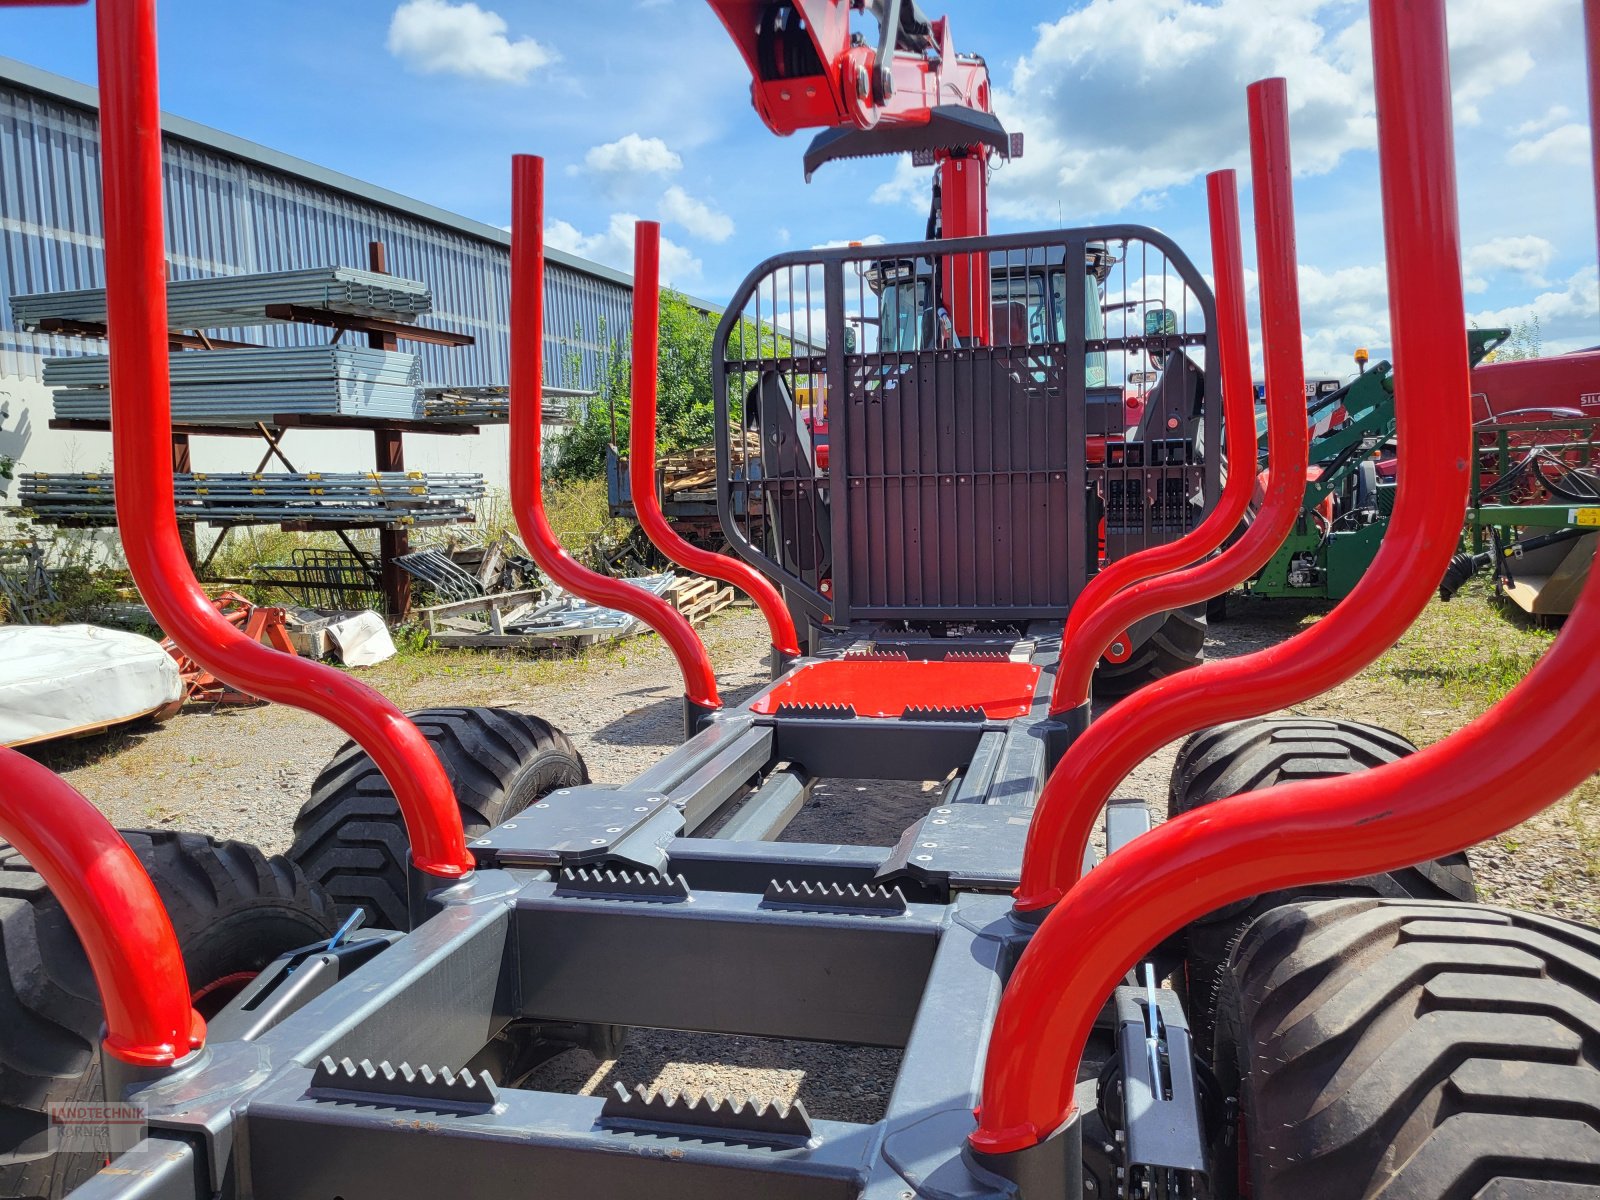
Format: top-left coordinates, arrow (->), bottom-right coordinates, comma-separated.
0,54 -> 690,499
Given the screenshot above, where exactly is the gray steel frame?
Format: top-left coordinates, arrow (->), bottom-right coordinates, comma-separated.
73,634 -> 1195,1200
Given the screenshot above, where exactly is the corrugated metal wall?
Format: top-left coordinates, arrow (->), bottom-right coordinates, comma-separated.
0,79 -> 629,392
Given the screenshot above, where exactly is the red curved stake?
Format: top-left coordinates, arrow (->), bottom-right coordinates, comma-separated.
507,158 -> 721,714
1056,170 -> 1260,691
1052,140 -> 1308,712
628,221 -> 802,662
91,0 -> 471,881
0,748 -> 204,1067
1015,26 -> 1475,910
976,0 -> 1492,1150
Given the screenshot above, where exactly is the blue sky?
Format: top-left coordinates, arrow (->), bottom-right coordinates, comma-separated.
3,0 -> 1595,374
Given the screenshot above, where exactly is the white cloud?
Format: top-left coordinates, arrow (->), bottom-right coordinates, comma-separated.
943,0 -> 1573,222
545,214 -> 702,287
1469,267 -> 1600,354
1507,123 -> 1591,166
660,185 -> 734,242
1463,235 -> 1555,293
1513,105 -> 1573,136
581,134 -> 683,179
387,0 -> 555,84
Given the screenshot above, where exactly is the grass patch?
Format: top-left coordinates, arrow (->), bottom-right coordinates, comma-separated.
1367,579 -> 1557,710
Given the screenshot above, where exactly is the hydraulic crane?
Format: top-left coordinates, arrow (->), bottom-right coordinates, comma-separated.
705,0 -> 1015,342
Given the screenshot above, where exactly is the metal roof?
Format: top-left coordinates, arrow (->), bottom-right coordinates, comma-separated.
0,53 -> 725,317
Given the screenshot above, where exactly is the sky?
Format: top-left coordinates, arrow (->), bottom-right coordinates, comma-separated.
2,0 -> 1595,376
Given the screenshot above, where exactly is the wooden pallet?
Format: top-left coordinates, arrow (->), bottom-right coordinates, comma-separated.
668,576 -> 735,626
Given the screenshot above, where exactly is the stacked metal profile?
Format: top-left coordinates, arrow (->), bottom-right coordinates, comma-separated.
10,266 -> 432,330
18,470 -> 483,529
45,347 -> 424,423
423,386 -> 581,424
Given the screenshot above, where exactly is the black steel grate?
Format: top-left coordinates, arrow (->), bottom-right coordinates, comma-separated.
713,228 -> 1219,627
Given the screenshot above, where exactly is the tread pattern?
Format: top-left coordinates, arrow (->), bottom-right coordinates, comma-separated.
1092,604 -> 1207,698
287,707 -> 588,929
1220,898 -> 1600,1199
1166,718 -> 1476,1057
0,830 -> 334,1200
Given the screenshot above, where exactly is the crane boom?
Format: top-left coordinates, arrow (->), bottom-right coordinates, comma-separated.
704,0 -> 1015,341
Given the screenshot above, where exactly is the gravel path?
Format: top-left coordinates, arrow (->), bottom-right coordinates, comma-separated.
26,598 -> 1593,1119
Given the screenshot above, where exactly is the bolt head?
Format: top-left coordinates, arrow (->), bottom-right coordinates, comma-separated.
915,854 -> 932,862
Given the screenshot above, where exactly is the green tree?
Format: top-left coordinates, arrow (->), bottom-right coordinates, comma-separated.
549,289 -> 793,483
1482,316 -> 1543,363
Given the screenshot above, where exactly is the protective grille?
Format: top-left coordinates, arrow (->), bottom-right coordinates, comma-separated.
713,228 -> 1219,626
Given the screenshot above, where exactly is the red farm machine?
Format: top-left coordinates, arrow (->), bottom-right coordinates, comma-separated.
2,2 -> 1600,1199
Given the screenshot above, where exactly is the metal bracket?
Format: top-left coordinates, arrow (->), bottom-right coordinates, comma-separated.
761,878 -> 908,916
773,701 -> 858,720
901,704 -> 987,723
876,803 -> 1031,894
1104,799 -> 1153,858
1114,972 -> 1208,1183
556,867 -> 692,903
598,1083 -> 814,1145
468,785 -> 684,873
307,1057 -> 501,1113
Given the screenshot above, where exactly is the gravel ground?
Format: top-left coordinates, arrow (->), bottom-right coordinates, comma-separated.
26,594 -> 1597,1120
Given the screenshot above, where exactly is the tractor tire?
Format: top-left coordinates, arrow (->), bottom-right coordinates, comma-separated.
1213,898 -> 1600,1198
288,707 -> 588,930
1167,717 -> 1475,1055
0,830 -> 335,1200
1092,604 -> 1207,698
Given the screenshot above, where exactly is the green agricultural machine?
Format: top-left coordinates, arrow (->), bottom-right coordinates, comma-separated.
1247,329 -> 1509,600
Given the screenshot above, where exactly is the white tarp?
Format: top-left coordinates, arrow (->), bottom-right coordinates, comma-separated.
0,624 -> 183,747
325,610 -> 396,667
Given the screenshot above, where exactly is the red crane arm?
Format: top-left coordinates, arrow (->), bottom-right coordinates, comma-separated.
704,0 -> 992,137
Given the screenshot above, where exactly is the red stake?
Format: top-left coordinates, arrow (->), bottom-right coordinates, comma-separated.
91,0 -> 471,881
628,221 -> 801,661
0,748 -> 204,1067
1051,138 -> 1309,712
1014,26 -> 1475,910
976,0 -> 1499,1151
508,159 -> 721,715
1054,167 -> 1261,701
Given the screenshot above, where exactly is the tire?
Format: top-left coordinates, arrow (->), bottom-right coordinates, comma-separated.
1167,717 -> 1475,1055
287,707 -> 588,930
1092,603 -> 1207,698
0,830 -> 335,1200
1214,898 -> 1600,1198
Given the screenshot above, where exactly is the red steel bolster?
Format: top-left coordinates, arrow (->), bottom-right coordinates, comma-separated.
93,0 -> 471,880
507,160 -> 721,710
628,222 -> 801,659
0,748 -> 204,1067
1052,167 -> 1260,701
978,0 -> 1490,1147
1015,13 -> 1475,908
974,564 -> 1600,1150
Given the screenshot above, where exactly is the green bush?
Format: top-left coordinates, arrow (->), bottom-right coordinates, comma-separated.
550,289 -> 793,483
